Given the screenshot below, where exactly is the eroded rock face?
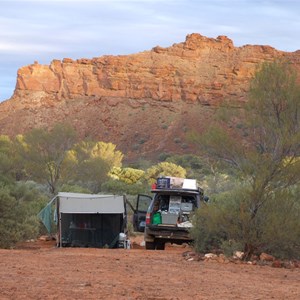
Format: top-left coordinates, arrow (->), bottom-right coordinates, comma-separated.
13,33 -> 287,104
0,33 -> 299,161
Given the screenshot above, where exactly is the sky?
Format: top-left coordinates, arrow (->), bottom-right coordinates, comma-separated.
1,0 -> 300,102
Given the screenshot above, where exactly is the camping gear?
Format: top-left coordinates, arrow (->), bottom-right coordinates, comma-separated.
161,212 -> 179,224
118,233 -> 131,249
156,177 -> 170,189
152,212 -> 162,225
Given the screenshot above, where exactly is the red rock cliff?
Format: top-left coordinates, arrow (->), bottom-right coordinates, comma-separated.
0,33 -> 299,161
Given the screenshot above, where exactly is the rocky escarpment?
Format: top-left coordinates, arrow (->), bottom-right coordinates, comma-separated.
0,33 -> 299,161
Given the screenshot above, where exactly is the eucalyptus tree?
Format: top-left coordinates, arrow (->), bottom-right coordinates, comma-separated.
145,161 -> 187,184
19,123 -> 77,194
192,59 -> 300,258
62,140 -> 124,193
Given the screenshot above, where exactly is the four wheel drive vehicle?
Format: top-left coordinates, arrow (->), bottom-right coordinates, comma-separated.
134,177 -> 208,250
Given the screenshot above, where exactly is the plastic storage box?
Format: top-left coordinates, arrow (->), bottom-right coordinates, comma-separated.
156,177 -> 170,189
161,212 -> 179,225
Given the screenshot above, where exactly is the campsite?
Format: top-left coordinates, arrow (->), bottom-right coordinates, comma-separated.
0,187 -> 299,299
0,235 -> 299,299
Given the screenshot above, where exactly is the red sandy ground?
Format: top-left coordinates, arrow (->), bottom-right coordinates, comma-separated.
0,235 -> 299,300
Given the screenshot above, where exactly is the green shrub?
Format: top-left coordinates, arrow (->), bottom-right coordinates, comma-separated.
220,240 -> 243,257
173,137 -> 181,144
0,181 -> 48,248
138,138 -> 147,145
158,152 -> 171,162
191,185 -> 300,259
59,183 -> 91,194
258,188 -> 300,259
101,179 -> 148,196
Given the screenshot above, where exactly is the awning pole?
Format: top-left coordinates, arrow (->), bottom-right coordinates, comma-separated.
59,212 -> 62,248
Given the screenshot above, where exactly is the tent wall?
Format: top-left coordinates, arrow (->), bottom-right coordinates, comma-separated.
60,213 -> 123,248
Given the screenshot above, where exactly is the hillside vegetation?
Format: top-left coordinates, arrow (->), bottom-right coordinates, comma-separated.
0,60 -> 299,260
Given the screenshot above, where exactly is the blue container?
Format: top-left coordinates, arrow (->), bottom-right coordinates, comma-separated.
156,177 -> 170,189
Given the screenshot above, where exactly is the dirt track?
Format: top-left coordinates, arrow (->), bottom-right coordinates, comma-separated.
0,236 -> 299,300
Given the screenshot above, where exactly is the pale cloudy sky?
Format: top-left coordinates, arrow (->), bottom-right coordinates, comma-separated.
1,0 -> 300,101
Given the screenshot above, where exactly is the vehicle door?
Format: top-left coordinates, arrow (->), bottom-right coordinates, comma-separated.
133,194 -> 152,232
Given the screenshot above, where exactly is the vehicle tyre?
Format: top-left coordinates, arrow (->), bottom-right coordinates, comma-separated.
155,242 -> 165,250
145,241 -> 155,250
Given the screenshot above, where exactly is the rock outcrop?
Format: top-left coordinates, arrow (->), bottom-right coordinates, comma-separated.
0,33 -> 299,161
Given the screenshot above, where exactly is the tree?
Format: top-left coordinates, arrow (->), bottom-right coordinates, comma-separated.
0,135 -> 13,177
62,140 -> 124,193
192,59 -> 300,259
90,141 -> 123,168
109,167 -> 145,184
166,154 -> 206,180
19,124 -> 77,194
145,162 -> 186,184
101,179 -> 148,196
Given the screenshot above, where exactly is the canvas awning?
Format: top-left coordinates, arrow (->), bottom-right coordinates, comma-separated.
57,192 -> 125,214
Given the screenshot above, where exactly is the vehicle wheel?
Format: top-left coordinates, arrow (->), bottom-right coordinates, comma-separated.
155,242 -> 165,250
145,241 -> 155,250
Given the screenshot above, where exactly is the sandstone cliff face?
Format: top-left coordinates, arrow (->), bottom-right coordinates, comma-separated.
0,33 -> 299,161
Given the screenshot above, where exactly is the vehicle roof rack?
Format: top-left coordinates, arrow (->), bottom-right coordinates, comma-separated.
153,176 -> 201,191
